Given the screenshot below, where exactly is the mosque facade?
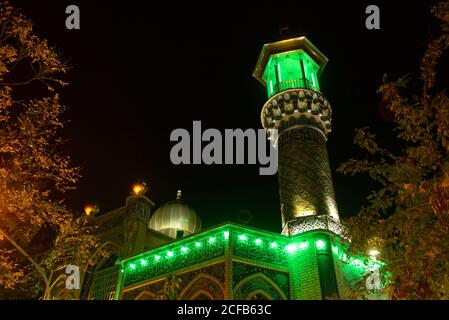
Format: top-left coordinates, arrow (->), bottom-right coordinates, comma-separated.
81,36 -> 378,300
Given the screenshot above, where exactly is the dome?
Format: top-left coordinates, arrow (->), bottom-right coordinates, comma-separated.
149,190 -> 201,239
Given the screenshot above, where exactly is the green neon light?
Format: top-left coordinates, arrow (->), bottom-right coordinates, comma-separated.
285,244 -> 297,253
121,224 -> 336,288
277,63 -> 282,82
315,240 -> 326,250
298,242 -> 309,250
119,223 -> 388,295
350,259 -> 363,267
262,49 -> 321,97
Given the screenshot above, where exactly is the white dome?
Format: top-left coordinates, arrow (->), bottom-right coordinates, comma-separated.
148,190 -> 201,239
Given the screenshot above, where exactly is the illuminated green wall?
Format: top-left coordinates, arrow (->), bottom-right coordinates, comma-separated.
87,223 -> 385,300
262,49 -> 321,97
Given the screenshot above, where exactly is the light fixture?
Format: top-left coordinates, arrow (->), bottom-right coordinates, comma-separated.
209,237 -> 216,243
255,239 -> 262,245
129,263 -> 136,270
132,182 -> 147,196
238,235 -> 247,241
140,259 -> 147,266
270,242 -> 278,248
285,244 -> 297,253
195,242 -> 202,248
351,259 -> 363,267
315,240 -> 326,250
84,204 -> 98,217
167,251 -> 173,257
154,255 -> 161,261
369,249 -> 380,258
223,231 -> 229,239
181,247 -> 188,253
299,242 -> 309,250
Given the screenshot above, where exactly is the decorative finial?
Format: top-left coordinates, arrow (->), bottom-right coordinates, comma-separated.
176,190 -> 182,200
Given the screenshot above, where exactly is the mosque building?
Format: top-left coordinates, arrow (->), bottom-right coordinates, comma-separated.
80,36 -> 379,300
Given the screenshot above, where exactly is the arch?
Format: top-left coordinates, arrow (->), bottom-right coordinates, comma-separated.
234,272 -> 287,300
93,241 -> 121,271
135,290 -> 157,300
247,289 -> 274,300
177,273 -> 225,300
191,290 -> 214,300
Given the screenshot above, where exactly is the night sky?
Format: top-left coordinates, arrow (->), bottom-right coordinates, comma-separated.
13,0 -> 442,233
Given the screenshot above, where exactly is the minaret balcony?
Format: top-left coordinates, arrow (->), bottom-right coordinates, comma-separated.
282,214 -> 349,241
271,77 -> 319,96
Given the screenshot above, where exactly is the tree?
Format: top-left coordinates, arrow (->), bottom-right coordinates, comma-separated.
0,1 -> 108,299
338,0 -> 449,299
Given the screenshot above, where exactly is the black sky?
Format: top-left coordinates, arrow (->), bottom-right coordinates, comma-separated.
12,0 -> 443,233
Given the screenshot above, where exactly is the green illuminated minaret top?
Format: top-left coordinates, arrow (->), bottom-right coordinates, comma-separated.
253,36 -> 328,97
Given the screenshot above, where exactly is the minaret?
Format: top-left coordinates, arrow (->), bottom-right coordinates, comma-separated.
123,182 -> 155,257
253,36 -> 340,236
